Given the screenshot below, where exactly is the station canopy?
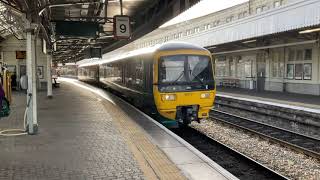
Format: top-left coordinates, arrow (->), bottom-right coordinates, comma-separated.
0,0 -> 199,63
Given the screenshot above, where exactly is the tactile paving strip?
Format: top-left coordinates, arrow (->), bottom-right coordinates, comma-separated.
103,101 -> 187,180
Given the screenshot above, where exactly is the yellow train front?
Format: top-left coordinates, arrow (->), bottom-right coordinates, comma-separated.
78,42 -> 216,128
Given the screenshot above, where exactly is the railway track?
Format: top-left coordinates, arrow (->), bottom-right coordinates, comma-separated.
210,109 -> 320,160
172,127 -> 288,180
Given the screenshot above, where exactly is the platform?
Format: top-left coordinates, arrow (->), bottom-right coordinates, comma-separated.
216,87 -> 320,113
0,79 -> 237,180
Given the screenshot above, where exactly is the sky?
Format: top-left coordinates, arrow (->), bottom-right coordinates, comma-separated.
160,0 -> 249,28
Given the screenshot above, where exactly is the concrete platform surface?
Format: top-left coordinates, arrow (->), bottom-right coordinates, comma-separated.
0,79 -> 237,180
217,87 -> 320,112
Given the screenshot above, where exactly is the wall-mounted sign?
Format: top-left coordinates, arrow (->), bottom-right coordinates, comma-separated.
16,51 -> 26,59
114,15 -> 131,39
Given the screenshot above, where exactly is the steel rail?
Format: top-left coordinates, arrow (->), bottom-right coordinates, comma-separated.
210,109 -> 320,160
173,127 -> 289,180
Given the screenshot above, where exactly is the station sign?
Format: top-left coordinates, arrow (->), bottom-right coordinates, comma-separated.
113,15 -> 131,39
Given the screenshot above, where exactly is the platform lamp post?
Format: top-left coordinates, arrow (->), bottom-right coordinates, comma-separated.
25,20 -> 39,135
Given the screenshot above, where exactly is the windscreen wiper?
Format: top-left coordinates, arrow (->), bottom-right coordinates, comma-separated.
191,71 -> 205,85
172,70 -> 185,83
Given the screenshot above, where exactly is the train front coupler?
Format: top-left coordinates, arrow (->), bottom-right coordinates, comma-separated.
176,105 -> 199,125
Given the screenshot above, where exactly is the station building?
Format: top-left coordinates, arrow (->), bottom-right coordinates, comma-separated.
125,0 -> 320,96
0,36 -> 49,89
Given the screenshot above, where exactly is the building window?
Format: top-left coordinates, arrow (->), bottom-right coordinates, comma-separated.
303,63 -> 312,80
274,1 -> 282,7
238,13 -> 243,19
204,24 -> 210,30
288,49 -> 295,61
287,64 -> 294,79
304,49 -> 312,60
244,60 -> 252,77
256,7 -> 262,13
286,48 -> 313,80
294,64 -> 303,80
216,56 -> 227,77
194,27 -> 200,33
272,52 -> 279,77
262,5 -> 268,11
213,20 -> 220,27
238,11 -> 248,19
186,29 -> 191,35
296,50 -> 303,61
226,16 -> 234,23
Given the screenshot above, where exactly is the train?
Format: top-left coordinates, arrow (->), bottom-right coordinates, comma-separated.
78,42 -> 216,128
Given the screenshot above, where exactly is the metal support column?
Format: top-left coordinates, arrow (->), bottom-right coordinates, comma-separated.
47,54 -> 52,98
120,0 -> 123,15
26,22 -> 38,135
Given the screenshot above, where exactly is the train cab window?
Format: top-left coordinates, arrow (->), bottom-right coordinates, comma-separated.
159,56 -> 186,83
159,55 -> 214,92
188,56 -> 213,82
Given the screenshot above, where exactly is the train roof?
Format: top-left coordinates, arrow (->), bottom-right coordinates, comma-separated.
78,42 -> 209,67
156,42 -> 208,52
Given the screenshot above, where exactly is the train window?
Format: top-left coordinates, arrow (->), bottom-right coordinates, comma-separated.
109,63 -> 123,85
135,60 -> 144,89
125,58 -> 144,90
160,56 -> 186,83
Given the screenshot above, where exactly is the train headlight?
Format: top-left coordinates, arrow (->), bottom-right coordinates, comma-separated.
200,93 -> 210,99
162,94 -> 176,101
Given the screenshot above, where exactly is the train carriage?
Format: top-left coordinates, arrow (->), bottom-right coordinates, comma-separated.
78,42 -> 216,128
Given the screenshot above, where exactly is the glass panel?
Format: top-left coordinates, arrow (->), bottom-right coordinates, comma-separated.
236,60 -> 243,78
272,52 -> 279,77
256,7 -> 262,13
160,56 -> 186,83
288,49 -> 295,61
304,49 -> 312,60
188,56 -> 213,82
274,1 -> 281,7
287,64 -> 294,79
295,64 -> 303,80
159,55 -> 214,92
244,60 -> 252,77
230,57 -> 235,77
262,5 -> 268,11
279,60 -> 284,77
296,50 -> 303,61
303,63 -> 312,80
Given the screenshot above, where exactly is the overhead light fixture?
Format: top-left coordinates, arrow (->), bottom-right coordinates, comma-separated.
242,39 -> 257,44
299,28 -> 320,34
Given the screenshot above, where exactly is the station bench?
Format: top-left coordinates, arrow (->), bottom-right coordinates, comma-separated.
219,78 -> 240,88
